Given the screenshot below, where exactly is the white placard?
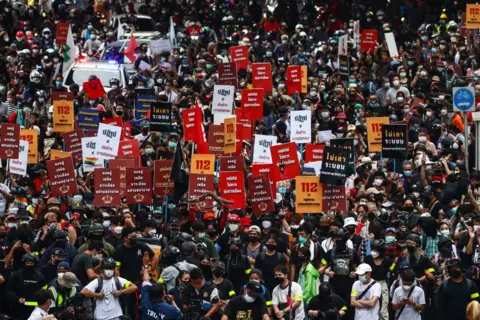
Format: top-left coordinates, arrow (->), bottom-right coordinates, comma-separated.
317,130 -> 332,143
338,35 -> 348,56
252,134 -> 277,164
353,21 -> 360,45
82,137 -> 104,173
95,123 -> 122,160
214,114 -> 236,125
150,39 -> 172,55
212,85 -> 235,115
138,61 -> 151,71
290,110 -> 312,143
385,32 -> 399,58
8,140 -> 28,176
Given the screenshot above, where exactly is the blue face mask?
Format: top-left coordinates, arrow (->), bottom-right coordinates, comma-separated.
299,236 -> 308,244
145,147 -> 154,154
88,25 -> 93,30
278,187 -> 287,194
197,232 -> 205,239
56,81 -> 63,87
38,97 -> 45,103
431,48 -> 437,54
168,141 -> 177,148
244,293 -> 256,303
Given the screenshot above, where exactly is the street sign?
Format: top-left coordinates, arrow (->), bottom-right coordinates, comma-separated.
453,87 -> 475,112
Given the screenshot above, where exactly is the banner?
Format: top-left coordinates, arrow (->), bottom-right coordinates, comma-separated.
290,110 -> 311,143
305,144 -> 324,163
20,129 -> 38,164
82,79 -> 105,100
95,123 -> 122,160
94,168 -> 121,207
63,130 -> 84,164
295,176 -> 323,213
109,158 -> 136,196
385,32 -> 399,59
467,4 -> 480,29
82,137 -> 103,172
219,171 -> 245,209
270,142 -> 300,181
207,124 -> 224,155
191,154 -> 215,175
252,63 -> 272,96
241,89 -> 264,121
219,156 -> 244,172
50,150 -> 70,160
125,167 -> 152,204
188,173 -> 214,208
286,66 -> 302,94
322,185 -> 347,212
78,108 -> 100,131
218,62 -> 238,87
360,29 -> 378,52
149,102 -> 172,132
212,85 -> 234,115
224,117 -> 236,154
251,163 -> 277,194
46,156 -> 78,196
320,146 -> 349,186
382,124 -> 408,159
154,160 -> 174,196
339,55 -> 350,81
135,95 -> 157,120
118,140 -> 140,157
253,134 -> 277,164
366,117 -> 390,152
229,45 -> 249,71
248,175 -> 275,215
182,108 -> 202,142
0,123 -> 20,159
8,140 -> 28,176
55,22 -> 69,45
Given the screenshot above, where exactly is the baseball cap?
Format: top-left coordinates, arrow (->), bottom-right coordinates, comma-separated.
53,248 -> 67,257
212,261 -> 226,270
355,263 -> 373,275
385,227 -> 396,234
228,214 -> 241,222
245,281 -> 263,296
248,225 -> 261,234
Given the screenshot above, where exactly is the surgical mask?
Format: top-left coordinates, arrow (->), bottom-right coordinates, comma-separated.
262,221 -> 272,229
244,293 -> 256,303
229,224 -> 239,232
359,275 -> 368,283
88,25 -> 93,30
371,250 -> 380,258
278,84 -> 285,89
114,226 -> 123,234
403,170 -> 412,177
440,230 -> 451,238
384,83 -> 390,88
103,220 -> 111,228
197,232 -> 205,239
104,270 -> 114,278
38,97 -> 45,103
418,136 -> 427,143
451,207 -> 458,215
420,70 -> 427,77
145,147 -> 154,154
266,51 -> 273,57
168,141 -> 177,148
386,236 -> 396,244
400,72 -> 407,77
148,229 -> 157,236
393,80 -> 400,87
299,236 -> 308,244
374,179 -> 383,186
91,35 -> 97,40
7,223 -> 16,229
441,109 -> 448,115
321,112 -> 329,118
112,85 -> 118,89
403,285 -> 412,291
56,81 -> 63,87
397,97 -> 404,103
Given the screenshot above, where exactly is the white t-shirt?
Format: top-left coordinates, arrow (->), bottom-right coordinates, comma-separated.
351,280 -> 381,320
0,183 -> 10,216
85,277 -> 128,320
272,281 -> 305,320
391,285 -> 425,320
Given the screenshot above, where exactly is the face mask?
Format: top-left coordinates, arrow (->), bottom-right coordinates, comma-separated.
229,224 -> 239,232
321,112 -> 329,118
336,239 -> 346,249
403,285 -> 412,291
104,269 -> 114,278
374,179 -> 383,186
386,236 -> 396,244
299,236 -> 308,244
114,226 -> 123,234
403,170 -> 412,177
359,275 -> 368,283
400,72 -> 407,78
393,80 -> 400,87
145,147 -> 154,154
282,40 -> 288,44
148,229 -> 157,236
262,221 -> 272,229
449,269 -> 461,278
384,83 -> 390,88
274,277 -> 285,285
168,141 -> 177,148
128,237 -> 137,245
418,136 -> 427,143
266,243 -> 276,251
474,226 -> 480,233
440,230 -> 451,238
244,293 -> 256,303
7,223 -> 16,229
273,91 -> 278,97
91,35 -> 97,40
407,245 -> 416,253
404,206 -> 414,213
56,81 -> 63,87
371,250 -> 380,258
451,207 -> 458,215
397,97 -> 404,103
278,84 -> 285,89
103,220 -> 111,228
197,232 -> 205,239
212,269 -> 224,278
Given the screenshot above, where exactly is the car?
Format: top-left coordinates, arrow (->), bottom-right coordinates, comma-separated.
99,39 -> 152,76
63,61 -> 129,92
107,14 -> 160,39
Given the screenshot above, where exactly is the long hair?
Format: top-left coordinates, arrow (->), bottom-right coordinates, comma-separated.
467,300 -> 480,320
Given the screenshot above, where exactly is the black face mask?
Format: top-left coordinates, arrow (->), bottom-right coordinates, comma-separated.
128,238 -> 137,245
249,236 -> 258,243
297,256 -> 306,264
274,277 -> 285,285
407,245 -> 416,253
169,229 -> 179,238
336,239 -> 346,250
266,244 -> 277,251
404,206 -> 414,213
212,269 -> 224,278
207,230 -> 217,237
449,268 -> 462,278
230,248 -> 240,255
439,245 -> 452,255
90,234 -> 103,241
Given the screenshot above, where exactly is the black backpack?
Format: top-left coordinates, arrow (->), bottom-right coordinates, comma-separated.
94,276 -> 126,310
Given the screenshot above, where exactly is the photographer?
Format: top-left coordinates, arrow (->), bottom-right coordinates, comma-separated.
307,282 -> 346,319
181,268 -> 221,320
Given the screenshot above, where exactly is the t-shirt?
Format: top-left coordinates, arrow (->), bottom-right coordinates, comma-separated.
437,279 -> 479,320
214,278 -> 236,300
306,293 -> 347,314
113,243 -> 154,282
223,295 -> 268,320
351,280 -> 381,320
363,255 -> 393,281
391,285 -> 425,320
71,253 -> 93,287
85,277 -> 129,320
272,281 -> 305,320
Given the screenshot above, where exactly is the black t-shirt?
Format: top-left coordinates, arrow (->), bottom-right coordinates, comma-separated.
364,255 -> 393,281
39,262 -> 58,285
224,295 -> 268,320
325,248 -> 361,293
438,278 -> 479,320
306,293 -> 347,314
213,278 -> 235,300
71,253 -> 93,287
395,255 -> 432,278
255,252 -> 286,293
113,243 -> 154,282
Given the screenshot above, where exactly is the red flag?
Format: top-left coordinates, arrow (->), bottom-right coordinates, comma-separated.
195,99 -> 209,154
124,34 -> 137,63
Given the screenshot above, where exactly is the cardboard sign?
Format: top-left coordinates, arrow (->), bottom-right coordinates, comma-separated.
320,146 -> 350,186
125,167 -> 152,204
219,156 -> 244,172
78,108 -> 100,131
248,174 -> 275,215
102,116 -> 122,127
252,63 -> 273,96
46,156 -> 78,196
95,123 -> 122,160
0,123 -> 20,159
360,29 -> 378,52
212,85 -> 235,115
286,66 -> 302,94
219,171 -> 245,209
251,163 -> 277,194
191,154 -> 215,175
290,110 -> 312,143
154,160 -> 174,196
253,134 -> 277,164
135,95 -> 157,120
295,176 -> 323,213
52,92 -> 74,132
304,144 -> 324,163
83,79 -> 105,100
55,22 -> 69,45
50,150 -> 70,160
385,32 -> 399,59
218,62 -> 238,87
270,142 -> 300,181
109,158 -> 136,196
241,89 -> 264,121
207,124 -> 225,155
8,140 -> 28,176
467,4 -> 480,29
94,168 -> 121,207
82,137 -> 103,172
150,102 -> 172,132
224,117 -> 236,154
322,185 -> 347,212
63,130 -> 84,164
338,55 -> 350,81
366,117 -> 390,152
382,124 -> 408,159
188,173 -> 214,209
118,139 -> 140,157
20,129 -> 38,164
182,108 -> 202,142
229,45 -> 249,71
122,122 -> 132,140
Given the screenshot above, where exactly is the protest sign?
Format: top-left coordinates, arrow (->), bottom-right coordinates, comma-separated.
219,156 -> 244,172
290,110 -> 311,143
109,158 -> 136,196
304,144 -> 324,163
207,124 -> 224,155
241,89 -> 264,121
229,46 -> 249,71
55,22 -> 69,45
8,140 -> 28,176
218,62 -> 238,87
320,146 -> 350,186
0,123 -> 20,159
47,156 -> 78,196
224,117 -> 236,154
382,124 -> 408,159
270,142 -> 300,181
253,134 -> 277,164
122,122 -> 132,140
154,160 -> 174,196
331,137 -> 355,172
317,130 -> 332,143
94,168 -> 121,207
304,161 -> 323,176
50,150 -> 70,159
467,4 -> 480,29
212,85 -> 234,115
322,185 -> 347,212
150,39 -> 172,54
339,55 -> 350,81
366,117 -> 390,152
125,167 -> 152,204
135,95 -> 157,120
191,154 -> 215,175
385,32 -> 399,58
82,137 -> 103,172
102,116 -> 122,127
219,171 -> 245,209
95,123 -> 121,160
251,63 -> 273,95
83,79 -> 105,100
360,29 -> 378,52
118,139 -> 140,157
63,130 -> 84,164
20,129 -> 38,164
78,108 -> 100,131
286,66 -> 302,94
236,121 -> 252,142
338,34 -> 348,56
188,174 -> 214,208
248,175 -> 275,215
251,163 -> 277,194
295,176 -> 323,213
182,108 -> 202,141
150,102 -> 172,132
52,92 -> 74,132
214,114 -> 236,126
353,20 -> 360,44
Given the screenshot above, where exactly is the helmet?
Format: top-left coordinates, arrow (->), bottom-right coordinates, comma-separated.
228,237 -> 243,246
16,31 -> 25,38
177,232 -> 193,243
162,246 -> 180,260
36,89 -> 47,97
53,229 -> 67,239
371,239 -> 386,251
101,257 -> 116,269
406,233 -> 421,247
334,229 -> 350,241
22,252 -> 39,264
89,223 -> 104,235
438,236 -> 453,248
42,28 -> 51,35
30,71 -> 42,83
180,241 -> 196,254
22,49 -> 30,55
69,84 -> 79,92
440,13 -> 448,20
110,77 -> 120,85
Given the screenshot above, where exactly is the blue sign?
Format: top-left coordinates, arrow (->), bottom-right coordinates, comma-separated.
453,87 -> 475,112
135,95 -> 157,121
78,108 -> 100,130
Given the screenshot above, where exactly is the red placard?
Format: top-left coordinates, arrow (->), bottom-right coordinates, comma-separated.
109,158 -> 136,196
46,156 -> 78,197
102,116 -> 122,127
270,142 -> 300,181
188,173 -> 215,209
241,89 -> 264,121
63,130 -> 84,164
248,174 -> 275,215
305,144 -> 324,163
94,168 -> 121,207
360,30 -> 378,53
252,63 -> 272,96
182,108 -> 202,142
218,62 -> 238,87
286,66 -> 302,95
236,120 -> 253,141
219,171 -> 245,209
219,156 -> 244,172
0,123 -> 20,159
207,124 -> 224,155
118,140 -> 140,157
154,160 -> 174,196
125,167 -> 152,204
322,185 -> 348,212
55,22 -> 69,45
83,79 -> 105,100
251,163 -> 277,195
229,46 -> 249,71
122,122 -> 132,140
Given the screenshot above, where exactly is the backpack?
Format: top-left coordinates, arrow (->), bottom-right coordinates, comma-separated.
259,251 -> 284,265
94,276 -> 126,310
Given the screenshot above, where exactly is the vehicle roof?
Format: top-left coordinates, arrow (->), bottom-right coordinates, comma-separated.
111,14 -> 153,19
71,61 -> 124,70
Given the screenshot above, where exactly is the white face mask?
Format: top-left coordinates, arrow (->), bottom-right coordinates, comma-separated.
148,229 -> 156,236
374,179 -> 383,186
426,111 -> 432,117
474,225 -> 480,233
400,72 -> 407,77
371,250 -> 380,258
397,97 -> 404,103
262,221 -> 272,229
103,220 -> 111,228
418,136 -> 427,143
104,269 -> 114,278
441,109 -> 448,115
393,80 -> 400,87
114,226 -> 123,234
229,223 -> 239,232
403,285 -> 412,291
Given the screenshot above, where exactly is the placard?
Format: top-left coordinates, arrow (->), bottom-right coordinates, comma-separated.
251,163 -> 277,195
322,185 -> 347,212
118,140 -> 140,158
319,146 -> 350,186
102,116 -> 122,127
385,32 -> 399,59
366,117 -> 390,152
466,4 -> 480,29
236,121 -> 252,142
304,144 -> 324,163
109,158 -> 136,196
286,66 -> 302,95
360,29 -> 378,52
78,108 -> 100,131
229,45 -> 249,71
0,123 -> 20,159
338,34 -> 348,56
188,173 -> 214,209
125,167 -> 152,204
270,142 -> 300,181
219,156 -> 244,172
182,108 -> 203,142
191,154 -> 215,175
55,22 -> 69,45
248,174 -> 275,215
290,110 -> 311,143
46,156 -> 78,196
135,95 -> 157,120
219,171 -> 245,209
253,134 -> 277,164
149,102 -> 172,132
154,160 -> 174,196
122,122 -> 132,140
83,79 -> 105,100
50,150 -> 70,160
252,63 -> 272,96
95,123 -> 122,160
382,124 -> 407,159
8,140 -> 28,176
338,55 -> 349,81
20,129 -> 38,164
212,85 -> 234,115
295,176 -> 323,213
218,62 -> 238,87
330,138 -> 355,169
241,89 -> 264,121
207,124 -> 224,155
224,117 -> 236,154
52,92 -> 74,132
150,39 -> 172,54
63,130 -> 84,164
94,168 -> 121,207
353,20 -> 360,45
82,137 -> 103,172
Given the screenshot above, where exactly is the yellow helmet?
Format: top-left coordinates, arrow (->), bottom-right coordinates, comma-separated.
440,13 -> 448,20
